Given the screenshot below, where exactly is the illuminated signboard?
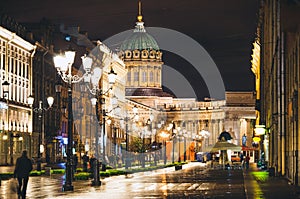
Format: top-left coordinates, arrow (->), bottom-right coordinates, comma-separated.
254,125 -> 266,135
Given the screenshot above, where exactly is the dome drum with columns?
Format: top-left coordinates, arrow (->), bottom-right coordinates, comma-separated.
119,1 -> 172,97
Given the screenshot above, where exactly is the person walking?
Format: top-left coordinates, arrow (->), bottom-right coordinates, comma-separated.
14,150 -> 33,199
245,154 -> 250,170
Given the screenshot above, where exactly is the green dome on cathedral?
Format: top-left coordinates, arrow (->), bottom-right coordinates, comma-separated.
120,30 -> 159,51
120,6 -> 159,52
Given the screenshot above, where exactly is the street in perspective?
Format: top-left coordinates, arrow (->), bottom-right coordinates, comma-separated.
1,0 -> 300,199
1,161 -> 300,199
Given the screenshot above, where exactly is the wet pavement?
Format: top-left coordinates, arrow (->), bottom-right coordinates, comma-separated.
0,162 -> 300,199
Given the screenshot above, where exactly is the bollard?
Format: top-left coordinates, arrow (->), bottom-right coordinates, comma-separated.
45,167 -> 51,176
269,167 -> 275,177
91,160 -> 101,186
101,163 -> 106,171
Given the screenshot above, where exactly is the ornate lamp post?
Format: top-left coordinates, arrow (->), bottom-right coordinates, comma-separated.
171,122 -> 176,163
27,95 -> 54,171
160,131 -> 169,165
183,131 -> 188,162
199,129 -> 210,152
124,105 -> 138,170
53,51 -> 92,191
2,132 -> 8,165
88,63 -> 118,185
2,80 -> 10,164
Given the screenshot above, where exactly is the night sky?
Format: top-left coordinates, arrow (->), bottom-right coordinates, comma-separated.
1,0 -> 260,100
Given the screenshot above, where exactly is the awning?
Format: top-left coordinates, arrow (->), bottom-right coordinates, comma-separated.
210,141 -> 242,152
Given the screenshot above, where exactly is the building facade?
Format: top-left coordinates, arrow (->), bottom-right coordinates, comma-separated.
0,25 -> 35,165
256,0 -> 300,185
117,2 -> 240,164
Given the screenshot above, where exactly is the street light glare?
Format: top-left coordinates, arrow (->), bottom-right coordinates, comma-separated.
81,55 -> 93,71
53,55 -> 68,72
91,97 -> 97,106
108,67 -> 117,84
65,51 -> 76,65
27,95 -> 34,105
47,96 -> 54,107
91,67 -> 102,86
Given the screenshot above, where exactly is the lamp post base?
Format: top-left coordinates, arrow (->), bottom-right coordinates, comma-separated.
62,184 -> 74,192
92,180 -> 101,186
92,160 -> 101,186
36,160 -> 42,171
101,163 -> 106,171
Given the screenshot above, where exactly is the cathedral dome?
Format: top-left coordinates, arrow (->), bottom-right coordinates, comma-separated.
120,20 -> 159,51
120,30 -> 159,51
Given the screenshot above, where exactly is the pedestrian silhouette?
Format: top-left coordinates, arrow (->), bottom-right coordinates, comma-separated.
14,150 -> 33,199
82,152 -> 89,172
245,155 -> 250,170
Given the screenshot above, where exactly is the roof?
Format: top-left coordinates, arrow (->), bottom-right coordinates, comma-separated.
126,88 -> 174,97
120,21 -> 159,51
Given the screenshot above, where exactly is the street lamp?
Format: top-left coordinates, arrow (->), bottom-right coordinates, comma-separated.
88,63 -> 118,185
177,128 -> 182,162
3,132 -> 8,165
171,122 -> 176,163
2,80 -> 14,165
27,95 -> 54,171
183,131 -> 188,162
147,113 -> 158,165
124,105 -> 139,170
139,113 -> 154,168
199,129 -> 210,152
53,51 -> 92,191
160,131 -> 169,165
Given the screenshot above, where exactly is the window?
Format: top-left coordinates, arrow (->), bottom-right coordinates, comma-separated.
142,71 -> 147,82
127,71 -> 131,82
134,72 -> 139,81
149,71 -> 153,82
1,55 -> 5,70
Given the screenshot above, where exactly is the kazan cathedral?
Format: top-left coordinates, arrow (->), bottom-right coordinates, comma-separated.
0,2 -> 256,166
111,2 -> 256,164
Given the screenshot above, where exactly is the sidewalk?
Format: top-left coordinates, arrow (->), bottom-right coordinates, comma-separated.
0,163 -> 49,173
1,162 -> 300,198
243,163 -> 300,199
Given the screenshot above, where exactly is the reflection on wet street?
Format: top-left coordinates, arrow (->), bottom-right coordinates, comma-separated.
1,162 -> 246,199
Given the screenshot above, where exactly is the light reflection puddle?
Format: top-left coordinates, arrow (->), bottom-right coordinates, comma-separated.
187,183 -> 200,190
144,183 -> 157,191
